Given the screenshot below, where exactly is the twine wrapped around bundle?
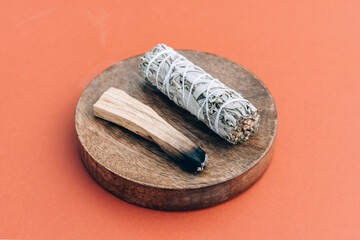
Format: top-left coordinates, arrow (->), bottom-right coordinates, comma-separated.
140,44 -> 260,144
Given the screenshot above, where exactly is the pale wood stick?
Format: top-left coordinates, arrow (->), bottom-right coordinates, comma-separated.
93,87 -> 208,173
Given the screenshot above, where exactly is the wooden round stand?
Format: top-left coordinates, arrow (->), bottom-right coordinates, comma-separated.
75,50 -> 277,211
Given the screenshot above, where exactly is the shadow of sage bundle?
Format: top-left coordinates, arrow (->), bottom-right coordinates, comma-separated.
140,44 -> 260,144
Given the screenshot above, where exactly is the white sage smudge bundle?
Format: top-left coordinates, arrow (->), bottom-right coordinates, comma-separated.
139,44 -> 260,144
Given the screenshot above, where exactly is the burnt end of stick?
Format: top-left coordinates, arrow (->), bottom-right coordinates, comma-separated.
177,147 -> 208,173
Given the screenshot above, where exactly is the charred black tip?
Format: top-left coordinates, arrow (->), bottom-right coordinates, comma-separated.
179,147 -> 208,173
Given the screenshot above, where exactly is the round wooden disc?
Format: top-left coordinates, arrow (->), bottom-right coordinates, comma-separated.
75,50 -> 277,211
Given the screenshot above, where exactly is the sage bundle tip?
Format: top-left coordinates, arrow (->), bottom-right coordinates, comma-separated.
140,44 -> 260,144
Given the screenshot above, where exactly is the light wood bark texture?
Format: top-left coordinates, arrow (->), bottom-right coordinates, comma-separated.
93,87 -> 207,172
75,50 -> 278,211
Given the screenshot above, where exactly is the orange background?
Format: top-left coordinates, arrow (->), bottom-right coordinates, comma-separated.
1,0 -> 359,239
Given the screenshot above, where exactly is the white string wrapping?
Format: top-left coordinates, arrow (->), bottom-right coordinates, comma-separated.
140,44 -> 259,144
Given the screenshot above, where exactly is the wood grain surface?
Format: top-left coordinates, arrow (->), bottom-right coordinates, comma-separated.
75,50 -> 278,211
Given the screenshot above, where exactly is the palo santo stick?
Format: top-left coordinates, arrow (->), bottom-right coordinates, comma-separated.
93,87 -> 208,173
